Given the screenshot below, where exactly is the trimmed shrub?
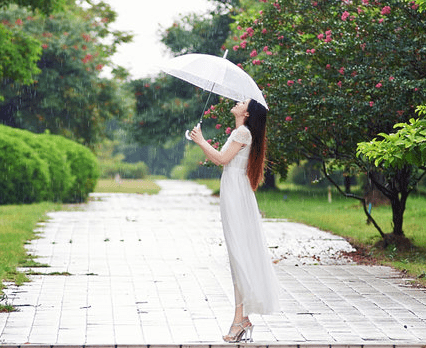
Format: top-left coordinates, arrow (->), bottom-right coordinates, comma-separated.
49,135 -> 99,203
0,125 -> 74,202
99,160 -> 148,179
0,132 -> 50,204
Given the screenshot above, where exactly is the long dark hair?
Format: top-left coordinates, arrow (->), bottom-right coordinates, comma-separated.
245,99 -> 267,191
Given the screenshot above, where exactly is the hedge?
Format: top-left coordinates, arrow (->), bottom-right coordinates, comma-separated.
0,125 -> 99,204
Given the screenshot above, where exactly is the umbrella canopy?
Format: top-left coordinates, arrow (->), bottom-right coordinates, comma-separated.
161,52 -> 268,110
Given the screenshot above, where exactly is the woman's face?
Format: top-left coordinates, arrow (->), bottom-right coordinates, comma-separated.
231,99 -> 250,119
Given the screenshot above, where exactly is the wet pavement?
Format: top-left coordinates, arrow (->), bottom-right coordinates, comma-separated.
0,180 -> 425,346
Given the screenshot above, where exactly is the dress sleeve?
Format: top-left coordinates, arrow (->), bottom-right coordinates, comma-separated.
233,126 -> 251,145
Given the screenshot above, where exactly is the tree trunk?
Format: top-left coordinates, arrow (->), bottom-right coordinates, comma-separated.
364,171 -> 389,206
390,197 -> 404,236
344,175 -> 351,194
260,166 -> 277,191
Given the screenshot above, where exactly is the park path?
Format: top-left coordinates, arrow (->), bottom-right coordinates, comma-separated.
0,180 -> 426,346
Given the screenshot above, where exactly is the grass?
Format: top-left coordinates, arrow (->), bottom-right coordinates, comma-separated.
94,178 -> 161,195
0,201 -> 61,311
197,178 -> 426,286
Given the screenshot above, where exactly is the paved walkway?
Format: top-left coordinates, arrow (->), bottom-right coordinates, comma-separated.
1,180 -> 426,346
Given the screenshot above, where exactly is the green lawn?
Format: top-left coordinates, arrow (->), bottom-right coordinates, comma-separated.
197,178 -> 426,285
0,202 -> 61,310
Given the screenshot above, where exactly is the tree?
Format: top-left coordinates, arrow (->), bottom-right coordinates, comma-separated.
0,2 -> 134,145
126,1 -> 240,176
208,0 -> 426,241
356,117 -> 426,245
0,0 -> 66,101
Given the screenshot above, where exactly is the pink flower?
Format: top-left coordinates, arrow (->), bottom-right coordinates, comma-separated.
362,0 -> 369,4
339,67 -> 345,75
263,46 -> 269,52
15,18 -> 23,25
204,110 -> 210,115
213,142 -> 219,149
42,44 -> 48,49
240,40 -> 247,49
369,101 -> 374,107
312,1 -> 318,6
262,28 -> 267,34
233,45 -> 239,51
252,59 -> 262,65
95,64 -> 104,71
246,27 -> 254,36
341,11 -> 350,21
215,124 -> 222,129
207,139 -> 212,144
250,49 -> 258,57
297,79 -> 302,84
240,33 -> 248,40
259,10 -> 264,15
379,18 -> 384,23
287,80 -> 294,86
225,127 -> 232,134
337,81 -> 342,87
237,25 -> 242,30
381,6 -> 391,15
285,116 -> 293,121
326,64 -> 331,69
266,51 -> 273,55
317,33 -> 324,40
375,82 -> 382,88
389,76 -> 395,81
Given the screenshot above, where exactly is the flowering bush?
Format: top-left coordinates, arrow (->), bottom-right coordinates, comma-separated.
214,0 -> 426,179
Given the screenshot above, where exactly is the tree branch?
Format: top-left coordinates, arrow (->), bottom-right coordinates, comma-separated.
321,161 -> 386,238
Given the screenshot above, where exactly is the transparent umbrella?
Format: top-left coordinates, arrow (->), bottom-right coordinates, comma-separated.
161,50 -> 267,139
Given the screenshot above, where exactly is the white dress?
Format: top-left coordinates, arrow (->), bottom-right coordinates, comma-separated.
220,125 -> 281,315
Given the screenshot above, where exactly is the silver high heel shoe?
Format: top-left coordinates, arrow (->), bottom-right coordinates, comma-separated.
223,319 -> 254,343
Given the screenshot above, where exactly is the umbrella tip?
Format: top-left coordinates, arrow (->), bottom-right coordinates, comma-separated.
222,49 -> 229,59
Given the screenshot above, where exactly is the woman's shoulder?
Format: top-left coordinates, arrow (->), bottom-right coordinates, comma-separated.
232,125 -> 251,144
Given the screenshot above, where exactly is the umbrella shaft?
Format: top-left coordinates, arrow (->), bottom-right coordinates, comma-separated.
199,85 -> 215,124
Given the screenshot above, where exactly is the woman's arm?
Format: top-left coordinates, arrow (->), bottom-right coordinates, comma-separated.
190,126 -> 243,166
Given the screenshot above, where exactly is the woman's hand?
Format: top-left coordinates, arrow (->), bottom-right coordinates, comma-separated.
190,125 -> 204,144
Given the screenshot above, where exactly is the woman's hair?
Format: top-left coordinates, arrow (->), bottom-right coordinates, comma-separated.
245,99 -> 267,191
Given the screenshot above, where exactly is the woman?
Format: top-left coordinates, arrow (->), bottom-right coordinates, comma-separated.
190,99 -> 281,343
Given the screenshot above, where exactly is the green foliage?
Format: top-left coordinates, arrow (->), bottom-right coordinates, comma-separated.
0,0 -> 65,14
0,125 -> 98,204
0,4 -> 134,145
0,23 -> 41,101
99,161 -> 148,179
0,131 -> 50,204
170,144 -> 221,180
0,125 -> 74,202
357,118 -> 426,169
50,134 -> 99,203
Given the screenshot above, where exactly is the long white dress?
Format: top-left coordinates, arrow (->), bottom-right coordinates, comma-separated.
220,125 -> 281,316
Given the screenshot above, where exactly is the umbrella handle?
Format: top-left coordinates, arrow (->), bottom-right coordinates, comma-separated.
185,123 -> 201,141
